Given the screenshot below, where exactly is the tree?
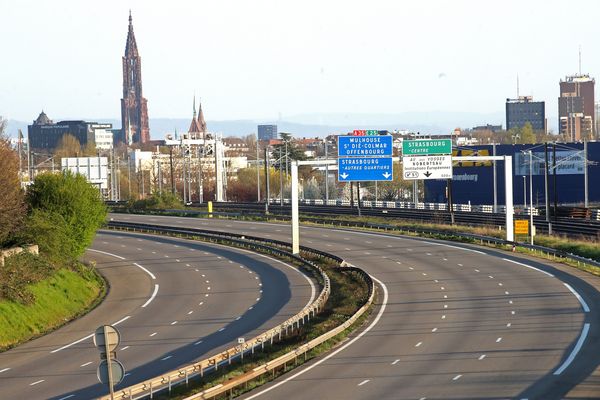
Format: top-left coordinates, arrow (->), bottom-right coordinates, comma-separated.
54,134 -> 82,159
520,122 -> 536,144
0,119 -> 26,246
24,171 -> 107,262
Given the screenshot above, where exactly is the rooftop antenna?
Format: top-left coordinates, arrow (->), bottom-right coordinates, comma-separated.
516,74 -> 520,98
578,45 -> 582,75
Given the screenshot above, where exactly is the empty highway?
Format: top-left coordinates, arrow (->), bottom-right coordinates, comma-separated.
114,213 -> 600,400
0,229 -> 315,400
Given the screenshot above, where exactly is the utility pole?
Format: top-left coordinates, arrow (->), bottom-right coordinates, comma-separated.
256,134 -> 260,202
584,140 -> 589,208
492,142 -> 497,213
553,143 -> 557,221
264,147 -> 270,214
279,146 -> 284,207
324,140 -> 329,203
544,143 -> 551,234
529,150 -> 534,245
169,146 -> 175,195
198,147 -> 203,204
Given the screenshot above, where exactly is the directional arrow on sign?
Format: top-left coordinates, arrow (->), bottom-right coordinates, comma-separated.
382,172 -> 392,179
340,172 -> 349,179
424,171 -> 432,177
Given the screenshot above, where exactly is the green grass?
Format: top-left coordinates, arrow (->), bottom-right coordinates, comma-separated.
0,267 -> 105,351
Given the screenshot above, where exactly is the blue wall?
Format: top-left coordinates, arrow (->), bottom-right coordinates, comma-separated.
423,142 -> 600,206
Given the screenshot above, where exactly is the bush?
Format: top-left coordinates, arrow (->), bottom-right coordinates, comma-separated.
130,191 -> 183,210
24,172 -> 107,261
0,252 -> 56,304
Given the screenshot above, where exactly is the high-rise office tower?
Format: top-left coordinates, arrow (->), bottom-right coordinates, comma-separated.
559,74 -> 595,141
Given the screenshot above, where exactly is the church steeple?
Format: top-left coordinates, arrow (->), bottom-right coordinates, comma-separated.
188,96 -> 202,138
197,100 -> 207,134
120,11 -> 149,144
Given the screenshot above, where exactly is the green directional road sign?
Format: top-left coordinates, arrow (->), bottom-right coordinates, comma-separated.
402,139 -> 452,155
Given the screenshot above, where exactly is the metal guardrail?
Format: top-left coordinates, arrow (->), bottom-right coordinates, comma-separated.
182,264 -> 374,400
98,221 -> 373,400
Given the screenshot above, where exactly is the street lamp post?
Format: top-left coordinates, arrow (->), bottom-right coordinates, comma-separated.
324,139 -> 329,203
528,151 -> 534,245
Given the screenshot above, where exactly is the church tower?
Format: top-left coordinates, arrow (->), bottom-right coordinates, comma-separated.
120,11 -> 150,145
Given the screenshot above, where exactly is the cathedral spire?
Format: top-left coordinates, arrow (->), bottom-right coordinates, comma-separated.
120,11 -> 149,144
197,100 -> 207,134
188,96 -> 202,137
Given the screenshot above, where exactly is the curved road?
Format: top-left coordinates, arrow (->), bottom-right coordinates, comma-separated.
0,229 -> 315,400
114,213 -> 600,400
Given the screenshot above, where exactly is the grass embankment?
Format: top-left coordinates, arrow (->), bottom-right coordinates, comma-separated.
0,253 -> 105,351
154,253 -> 372,400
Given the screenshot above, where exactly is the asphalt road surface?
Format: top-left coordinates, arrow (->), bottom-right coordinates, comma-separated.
0,229 -> 314,400
113,213 -> 600,400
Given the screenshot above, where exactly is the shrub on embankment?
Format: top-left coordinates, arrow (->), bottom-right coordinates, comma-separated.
0,170 -> 107,350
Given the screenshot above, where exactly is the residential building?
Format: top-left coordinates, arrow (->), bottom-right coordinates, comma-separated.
559,74 -> 595,141
506,96 -> 545,132
258,124 -> 278,141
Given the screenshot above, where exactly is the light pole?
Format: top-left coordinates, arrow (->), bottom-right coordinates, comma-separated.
256,134 -> 260,202
324,139 -> 329,203
522,176 -> 526,211
528,150 -> 534,245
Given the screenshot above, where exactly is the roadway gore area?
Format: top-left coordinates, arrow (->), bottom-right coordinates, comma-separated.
150,249 -> 372,400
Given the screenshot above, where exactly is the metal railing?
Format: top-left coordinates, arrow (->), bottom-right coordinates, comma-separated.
98,221 -> 373,400
182,264 -> 374,400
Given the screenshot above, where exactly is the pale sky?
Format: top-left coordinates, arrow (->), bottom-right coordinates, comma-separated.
1,0 -> 598,125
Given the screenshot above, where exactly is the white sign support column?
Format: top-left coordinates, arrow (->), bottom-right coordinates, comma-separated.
453,155 -> 513,242
291,160 -> 300,254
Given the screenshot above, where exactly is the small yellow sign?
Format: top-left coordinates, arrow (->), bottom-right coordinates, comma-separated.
515,220 -> 529,235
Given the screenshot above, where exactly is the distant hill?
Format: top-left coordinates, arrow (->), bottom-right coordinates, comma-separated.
5,110 -> 532,140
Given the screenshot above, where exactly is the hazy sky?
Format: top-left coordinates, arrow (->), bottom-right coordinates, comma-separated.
1,0 -> 599,126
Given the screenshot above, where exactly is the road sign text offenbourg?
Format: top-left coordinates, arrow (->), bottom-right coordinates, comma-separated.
338,135 -> 393,157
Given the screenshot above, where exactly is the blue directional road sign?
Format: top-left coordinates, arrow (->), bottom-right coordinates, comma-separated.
338,135 -> 393,157
338,157 -> 393,182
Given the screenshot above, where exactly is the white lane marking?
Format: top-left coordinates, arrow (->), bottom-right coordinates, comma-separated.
0,368 -> 10,373
422,273 -> 427,276
409,267 -> 414,270
478,354 -> 486,360
511,311 -> 516,315
120,346 -> 130,351
248,306 -> 253,310
88,248 -> 125,260
431,328 -> 438,332
453,375 -> 462,381
358,379 -> 370,386
256,297 -> 260,301
58,395 -> 75,400
488,275 -> 494,279
136,248 -> 142,251
443,295 -> 448,299
161,355 -> 172,361
218,327 -> 225,332
498,283 -> 503,286
441,315 -> 446,319
457,263 -> 463,267
434,279 -> 439,283
444,305 -> 448,308
415,342 -> 422,347
236,316 -> 241,320
188,311 -> 194,315
199,301 -> 204,305
426,253 -> 432,256
113,316 -> 131,326
244,275 -> 389,400
392,359 -> 400,365
563,283 -> 591,312
505,291 -> 510,295
396,261 -> 402,265
507,323 -> 512,327
80,361 -> 93,367
30,380 -> 45,386
194,340 -> 203,345
141,284 -> 159,308
186,264 -> 191,267
150,332 -> 157,337
474,269 -> 480,272
176,259 -> 180,262
554,323 -> 591,375
443,258 -> 448,261
502,258 -> 555,277
207,287 -> 211,290
171,321 -> 178,325
51,333 -> 94,353
133,263 -> 156,280
496,337 -> 502,343
509,300 -> 513,304
205,294 -> 209,297
440,287 -> 445,290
